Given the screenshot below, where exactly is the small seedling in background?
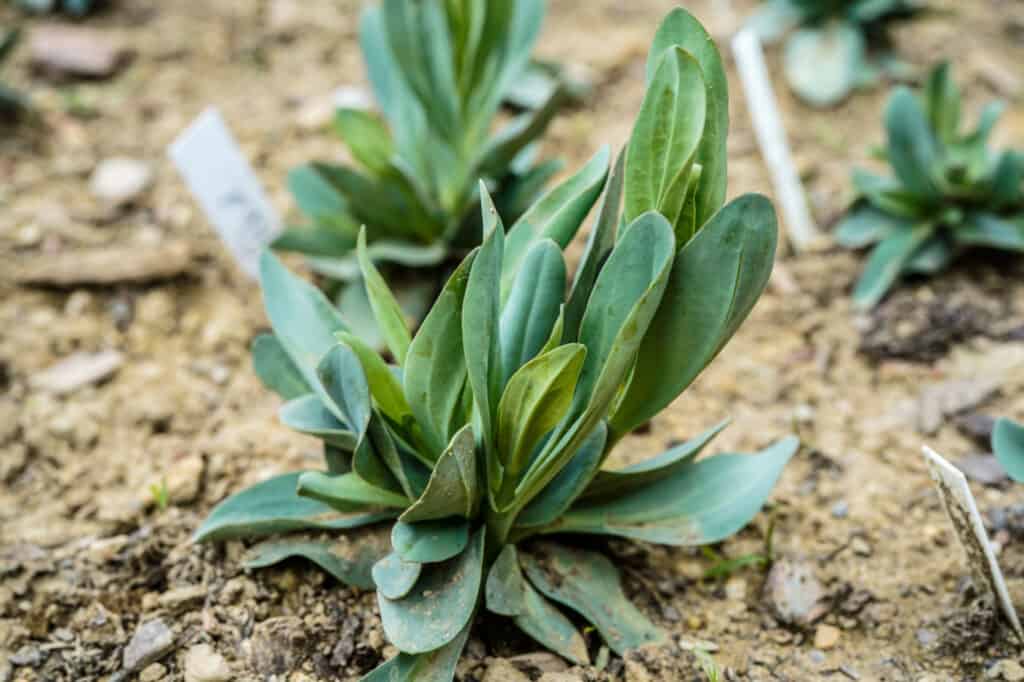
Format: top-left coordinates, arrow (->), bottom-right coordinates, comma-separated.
15,0 -> 104,15
274,0 -> 574,337
0,29 -> 27,123
150,478 -> 170,511
702,517 -> 775,580
695,648 -> 723,682
835,62 -> 1024,308
748,0 -> 922,107
994,418 -> 1024,483
195,9 -> 797,680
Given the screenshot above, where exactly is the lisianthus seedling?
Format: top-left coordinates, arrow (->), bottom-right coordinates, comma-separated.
196,9 -> 797,679
273,0 -> 575,336
0,29 -> 26,122
836,63 -> 1024,308
16,0 -> 103,15
994,418 -> 1024,484
748,0 -> 922,107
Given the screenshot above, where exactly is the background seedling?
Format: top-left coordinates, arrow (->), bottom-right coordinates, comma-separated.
835,63 -> 1024,308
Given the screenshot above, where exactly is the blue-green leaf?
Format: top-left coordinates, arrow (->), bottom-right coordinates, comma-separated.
252,333 -> 310,400
400,425 -> 479,523
545,437 -> 799,546
193,473 -> 393,543
610,195 -> 777,439
357,229 -> 412,365
296,471 -> 409,511
502,146 -> 610,298
993,418 -> 1024,484
521,543 -> 666,655
391,518 -> 470,564
373,552 -> 423,599
852,224 -> 935,309
499,239 -> 567,383
278,395 -> 357,450
362,621 -> 470,682
645,8 -> 730,226
404,252 -> 475,457
784,21 -> 865,108
245,532 -> 390,590
259,252 -> 349,392
581,419 -> 728,501
379,528 -> 484,653
885,87 -> 943,200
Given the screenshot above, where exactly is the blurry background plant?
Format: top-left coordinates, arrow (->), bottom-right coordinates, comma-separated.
274,0 -> 578,342
0,28 -> 26,122
13,0 -> 104,16
994,418 -> 1024,483
194,9 -> 796,680
748,0 -> 923,107
835,62 -> 1024,308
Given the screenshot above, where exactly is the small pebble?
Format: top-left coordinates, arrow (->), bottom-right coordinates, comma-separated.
814,624 -> 841,650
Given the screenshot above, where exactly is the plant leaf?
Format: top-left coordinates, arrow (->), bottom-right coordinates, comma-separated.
609,195 -> 777,439
362,621 -> 470,682
885,87 -> 943,200
957,213 -> 1024,252
335,108 -> 395,177
373,552 -> 423,599
545,436 -> 799,545
391,518 -> 470,564
646,7 -> 729,225
499,239 -> 567,383
625,46 -> 706,230
400,425 -> 479,523
357,229 -> 412,365
193,472 -> 393,543
404,252 -> 475,457
252,333 -> 310,400
279,395 -> 358,450
581,419 -> 728,501
905,236 -> 955,274
521,543 -> 666,655
485,545 -> 590,665
463,186 -> 506,467
337,332 -> 412,426
852,224 -> 935,309
296,471 -> 409,510
994,418 -> 1024,484
502,146 -> 610,298
485,545 -> 528,616
245,532 -> 390,590
516,423 -> 607,528
784,21 -> 864,108
833,203 -> 911,249
260,252 -> 349,393
519,213 -> 675,502
497,344 -> 586,483
564,150 -> 625,341
379,528 -> 484,653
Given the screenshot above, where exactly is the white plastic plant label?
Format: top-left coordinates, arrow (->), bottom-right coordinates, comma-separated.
731,29 -> 819,252
168,108 -> 281,279
921,445 -> 1023,638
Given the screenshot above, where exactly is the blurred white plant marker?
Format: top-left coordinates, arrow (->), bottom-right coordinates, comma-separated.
731,28 -> 819,252
922,445 -> 1023,639
169,108 -> 282,279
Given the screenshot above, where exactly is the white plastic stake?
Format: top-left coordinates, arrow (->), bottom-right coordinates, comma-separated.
731,28 -> 819,252
169,108 -> 281,279
922,445 -> 1023,639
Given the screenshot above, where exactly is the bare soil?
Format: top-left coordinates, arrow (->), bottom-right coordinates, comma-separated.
2,0 -> 1024,680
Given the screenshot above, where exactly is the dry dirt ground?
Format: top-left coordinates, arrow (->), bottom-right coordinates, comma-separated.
2,0 -> 1024,680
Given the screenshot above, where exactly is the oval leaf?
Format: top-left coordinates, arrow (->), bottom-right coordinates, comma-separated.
245,531 -> 390,590
379,528 -> 484,653
279,395 -> 358,450
252,333 -> 310,400
391,518 -> 470,564
994,418 -> 1024,484
784,21 -> 864,107
373,552 -> 423,599
400,425 -> 479,523
296,471 -> 409,510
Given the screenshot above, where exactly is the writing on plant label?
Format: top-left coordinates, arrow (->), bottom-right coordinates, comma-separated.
168,108 -> 281,279
731,28 -> 819,252
921,445 -> 1023,639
